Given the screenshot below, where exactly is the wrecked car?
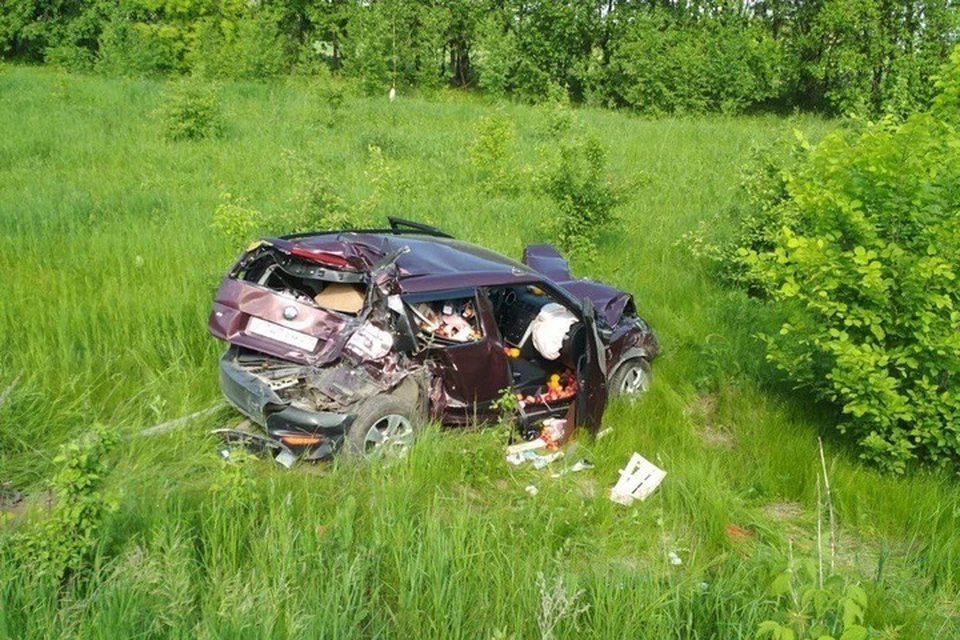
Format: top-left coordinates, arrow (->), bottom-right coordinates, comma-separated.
208,217 -> 658,463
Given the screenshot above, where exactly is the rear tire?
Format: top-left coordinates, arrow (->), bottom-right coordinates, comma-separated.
609,358 -> 652,398
345,395 -> 417,458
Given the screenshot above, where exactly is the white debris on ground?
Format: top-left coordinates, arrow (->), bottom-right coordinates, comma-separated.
506,433 -> 665,506
609,452 -> 666,506
550,459 -> 594,478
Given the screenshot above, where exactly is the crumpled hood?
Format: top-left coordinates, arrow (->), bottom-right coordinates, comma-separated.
556,279 -> 633,328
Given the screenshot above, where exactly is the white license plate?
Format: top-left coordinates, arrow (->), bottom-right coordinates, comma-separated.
247,317 -> 318,352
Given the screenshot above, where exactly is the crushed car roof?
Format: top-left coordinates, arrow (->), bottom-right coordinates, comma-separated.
266,231 -> 633,327
269,232 -> 538,291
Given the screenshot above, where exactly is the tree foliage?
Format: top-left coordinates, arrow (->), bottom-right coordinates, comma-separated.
725,47 -> 960,472
2,0 -> 956,115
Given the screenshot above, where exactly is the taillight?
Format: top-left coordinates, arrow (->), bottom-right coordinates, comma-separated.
280,434 -> 324,446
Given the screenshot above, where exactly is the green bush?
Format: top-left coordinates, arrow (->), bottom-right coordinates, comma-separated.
12,426 -> 118,580
190,14 -> 288,80
730,49 -> 960,472
469,111 -> 518,193
97,19 -> 185,77
605,11 -> 781,115
212,193 -> 265,245
158,80 -> 224,142
759,555 -> 869,640
539,133 -> 622,261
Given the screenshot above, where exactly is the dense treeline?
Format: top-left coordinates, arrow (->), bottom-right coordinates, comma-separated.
1,0 -> 957,115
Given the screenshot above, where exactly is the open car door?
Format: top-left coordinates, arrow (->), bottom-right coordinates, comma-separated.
576,298 -> 608,431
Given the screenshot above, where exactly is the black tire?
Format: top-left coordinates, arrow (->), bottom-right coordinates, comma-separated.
345,394 -> 417,458
609,358 -> 652,397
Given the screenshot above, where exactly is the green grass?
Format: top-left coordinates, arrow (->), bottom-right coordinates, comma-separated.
0,66 -> 957,638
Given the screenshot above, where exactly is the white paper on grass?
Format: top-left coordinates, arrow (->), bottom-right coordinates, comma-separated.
610,453 -> 666,505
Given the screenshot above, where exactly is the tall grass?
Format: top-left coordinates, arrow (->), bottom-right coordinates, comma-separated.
0,67 -> 957,637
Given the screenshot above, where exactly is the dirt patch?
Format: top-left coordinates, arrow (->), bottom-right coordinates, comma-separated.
685,392 -> 736,449
700,424 -> 736,449
1,481 -> 27,520
762,502 -> 805,521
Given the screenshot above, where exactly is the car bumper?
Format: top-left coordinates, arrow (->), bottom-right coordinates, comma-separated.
218,351 -> 355,460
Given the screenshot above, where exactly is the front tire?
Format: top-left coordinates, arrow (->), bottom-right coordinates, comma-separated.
609,358 -> 652,397
345,395 -> 417,458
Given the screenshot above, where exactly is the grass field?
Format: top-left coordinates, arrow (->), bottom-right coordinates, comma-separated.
0,66 -> 958,638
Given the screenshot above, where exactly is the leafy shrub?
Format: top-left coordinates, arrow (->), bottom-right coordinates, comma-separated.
44,44 -> 94,72
97,18 -> 185,77
605,10 -> 782,115
728,49 -> 960,472
212,193 -> 265,245
357,143 -> 410,217
759,556 -> 870,640
158,80 -> 224,142
469,111 -> 517,192
472,15 -> 516,99
313,75 -> 346,129
682,136 -> 805,287
190,14 -> 288,80
290,166 -> 353,232
12,426 -> 118,580
534,104 -> 578,140
539,133 -> 622,261
284,146 -> 402,233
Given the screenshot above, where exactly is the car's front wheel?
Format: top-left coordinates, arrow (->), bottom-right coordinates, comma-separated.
609,358 -> 652,397
345,395 -> 417,458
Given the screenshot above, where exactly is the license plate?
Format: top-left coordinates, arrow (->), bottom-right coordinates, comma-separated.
247,317 -> 318,352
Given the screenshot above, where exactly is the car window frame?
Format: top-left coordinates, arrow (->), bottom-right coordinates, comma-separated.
401,287 -> 486,349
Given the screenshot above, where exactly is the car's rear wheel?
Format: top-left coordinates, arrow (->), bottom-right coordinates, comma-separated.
345,395 -> 417,458
609,358 -> 652,397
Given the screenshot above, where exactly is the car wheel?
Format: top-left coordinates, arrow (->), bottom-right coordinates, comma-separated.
609,358 -> 652,397
345,395 -> 417,458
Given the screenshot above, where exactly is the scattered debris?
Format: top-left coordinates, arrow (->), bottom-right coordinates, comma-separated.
214,427 -> 299,467
525,484 -> 539,496
516,372 -> 578,408
413,299 -> 482,342
507,438 -> 548,455
668,551 -> 683,566
596,427 -> 613,440
550,459 -> 594,478
540,418 -> 567,450
275,448 -> 297,468
505,437 -> 566,468
610,452 -> 666,505
137,402 -> 226,438
533,451 -> 564,469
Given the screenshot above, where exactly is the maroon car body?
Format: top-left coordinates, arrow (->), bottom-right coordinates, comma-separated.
209,218 -> 657,461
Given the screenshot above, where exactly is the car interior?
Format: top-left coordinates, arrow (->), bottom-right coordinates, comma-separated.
488,285 -> 586,407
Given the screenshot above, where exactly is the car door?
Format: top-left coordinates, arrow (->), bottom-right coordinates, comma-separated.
576,298 -> 609,431
406,288 -> 511,424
